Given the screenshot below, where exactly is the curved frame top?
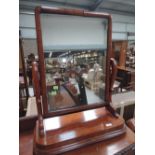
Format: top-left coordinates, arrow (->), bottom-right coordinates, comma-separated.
35,6 -> 112,117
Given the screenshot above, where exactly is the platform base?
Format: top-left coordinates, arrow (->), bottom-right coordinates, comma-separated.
33,107 -> 126,155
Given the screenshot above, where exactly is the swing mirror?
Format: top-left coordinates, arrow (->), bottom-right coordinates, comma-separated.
35,7 -> 112,116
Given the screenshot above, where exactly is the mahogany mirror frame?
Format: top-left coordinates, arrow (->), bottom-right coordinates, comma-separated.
35,6 -> 113,117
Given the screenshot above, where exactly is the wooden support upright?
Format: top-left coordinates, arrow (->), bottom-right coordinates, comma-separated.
105,58 -> 118,117
32,61 -> 45,137
109,58 -> 118,102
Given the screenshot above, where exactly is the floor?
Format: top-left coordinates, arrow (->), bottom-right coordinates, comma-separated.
85,87 -> 103,104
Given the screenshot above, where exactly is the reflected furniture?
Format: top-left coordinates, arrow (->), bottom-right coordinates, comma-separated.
112,41 -> 135,92
84,68 -> 104,90
126,42 -> 135,69
48,86 -> 76,110
112,91 -> 135,121
116,67 -> 135,92
112,41 -> 128,68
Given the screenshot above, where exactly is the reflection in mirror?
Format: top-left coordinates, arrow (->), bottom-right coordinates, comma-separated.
40,14 -> 108,112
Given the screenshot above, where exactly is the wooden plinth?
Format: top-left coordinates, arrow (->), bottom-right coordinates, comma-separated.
33,107 -> 126,155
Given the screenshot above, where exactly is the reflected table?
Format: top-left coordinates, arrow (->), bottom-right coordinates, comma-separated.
47,86 -> 77,111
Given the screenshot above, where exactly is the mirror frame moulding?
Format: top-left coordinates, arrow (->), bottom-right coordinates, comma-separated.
35,6 -> 112,117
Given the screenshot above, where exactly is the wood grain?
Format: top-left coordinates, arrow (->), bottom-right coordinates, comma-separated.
33,107 -> 126,155
20,127 -> 134,155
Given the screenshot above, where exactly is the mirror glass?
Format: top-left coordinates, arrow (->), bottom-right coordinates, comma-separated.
40,14 -> 108,112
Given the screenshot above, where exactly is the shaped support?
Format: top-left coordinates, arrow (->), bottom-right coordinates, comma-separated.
105,58 -> 118,117
32,61 -> 45,137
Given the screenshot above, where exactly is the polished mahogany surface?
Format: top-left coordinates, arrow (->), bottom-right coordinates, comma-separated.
64,127 -> 134,155
20,130 -> 34,155
33,107 -> 125,154
20,126 -> 134,155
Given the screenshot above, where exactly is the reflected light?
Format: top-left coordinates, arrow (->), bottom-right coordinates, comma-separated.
44,117 -> 60,131
62,58 -> 67,63
49,52 -> 52,58
83,110 -> 97,121
59,131 -> 76,141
